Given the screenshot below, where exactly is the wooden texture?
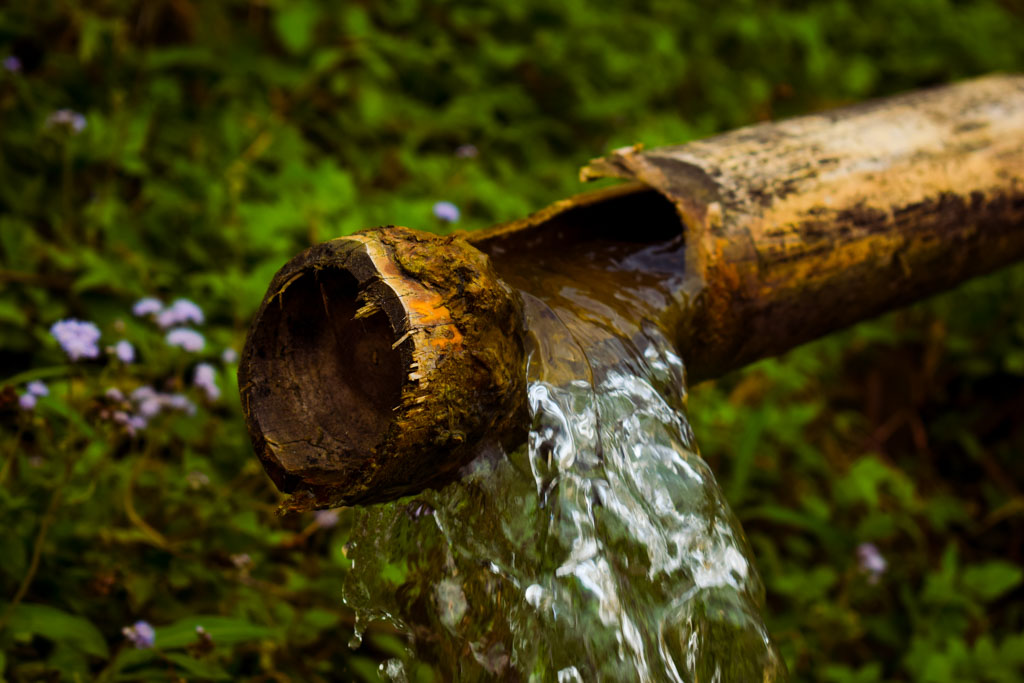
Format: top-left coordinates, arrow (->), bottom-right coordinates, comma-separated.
241,75 -> 1024,507
576,74 -> 1024,380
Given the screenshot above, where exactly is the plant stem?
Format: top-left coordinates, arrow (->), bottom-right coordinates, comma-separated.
0,456 -> 72,631
0,423 -> 26,487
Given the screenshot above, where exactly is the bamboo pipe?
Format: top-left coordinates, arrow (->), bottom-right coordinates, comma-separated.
239,74 -> 1024,509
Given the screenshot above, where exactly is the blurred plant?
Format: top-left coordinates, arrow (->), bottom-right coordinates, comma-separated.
1,0 -> 1023,680
691,264 -> 1024,680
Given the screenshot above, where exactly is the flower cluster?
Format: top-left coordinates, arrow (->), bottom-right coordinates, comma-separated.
193,363 -> 220,401
166,328 -> 205,352
131,386 -> 196,419
3,55 -> 21,73
18,380 -> 49,411
433,201 -> 460,223
132,298 -> 162,317
157,299 -> 205,328
857,542 -> 887,584
43,295 -> 231,435
134,297 -> 204,328
50,319 -> 101,361
122,620 -> 156,649
102,386 -> 196,436
314,509 -> 340,529
134,297 -> 207,352
47,109 -> 87,133
113,340 -> 135,363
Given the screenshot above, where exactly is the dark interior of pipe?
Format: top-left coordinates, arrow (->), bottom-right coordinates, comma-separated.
475,187 -> 685,257
248,268 -> 405,482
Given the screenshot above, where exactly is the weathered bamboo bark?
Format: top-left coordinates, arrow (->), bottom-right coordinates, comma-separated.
239,74 -> 1024,508
573,73 -> 1024,381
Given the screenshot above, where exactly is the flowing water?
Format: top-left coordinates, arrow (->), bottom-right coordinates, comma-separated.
343,230 -> 785,680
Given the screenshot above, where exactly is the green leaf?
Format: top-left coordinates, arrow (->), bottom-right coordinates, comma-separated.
1,365 -> 72,387
154,615 -> 275,649
0,297 -> 28,327
962,562 -> 1024,602
162,652 -> 232,680
303,608 -> 341,631
726,410 -> 763,506
822,662 -> 883,683
108,616 -> 276,678
274,1 -> 320,54
0,216 -> 33,267
35,395 -> 98,438
5,603 -> 109,659
0,534 -> 27,582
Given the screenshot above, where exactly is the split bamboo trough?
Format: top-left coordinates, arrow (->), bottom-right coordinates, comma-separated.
239,74 -> 1024,509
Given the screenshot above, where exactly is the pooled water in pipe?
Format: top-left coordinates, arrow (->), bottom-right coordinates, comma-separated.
343,238 -> 785,680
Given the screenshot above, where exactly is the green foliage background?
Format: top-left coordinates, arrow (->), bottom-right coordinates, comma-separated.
2,0 -> 1024,680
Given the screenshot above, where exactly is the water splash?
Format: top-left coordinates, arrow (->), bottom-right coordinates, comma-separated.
343,274 -> 785,680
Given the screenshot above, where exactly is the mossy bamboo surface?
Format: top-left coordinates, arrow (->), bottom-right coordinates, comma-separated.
240,74 -> 1024,507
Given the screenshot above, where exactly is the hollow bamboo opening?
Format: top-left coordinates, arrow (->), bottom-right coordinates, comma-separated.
244,267 -> 406,492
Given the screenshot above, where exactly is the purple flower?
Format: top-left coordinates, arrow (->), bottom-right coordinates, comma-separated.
221,348 -> 238,364
112,410 -> 147,435
455,144 -> 478,159
162,393 -> 196,416
113,340 -> 135,363
432,201 -> 460,223
47,109 -> 87,133
857,542 -> 887,584
106,387 -> 126,402
193,363 -> 220,401
26,381 -> 49,397
19,394 -> 37,410
314,509 -> 340,529
166,328 -> 205,352
3,56 -> 21,73
138,397 -> 162,418
157,299 -> 204,328
122,620 -> 156,649
172,299 -> 204,324
193,363 -> 216,386
132,297 -> 163,317
131,386 -> 156,402
122,387 -> 196,429
50,319 -> 101,361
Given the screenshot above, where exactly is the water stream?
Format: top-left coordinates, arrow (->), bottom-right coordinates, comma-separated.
342,230 -> 785,680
